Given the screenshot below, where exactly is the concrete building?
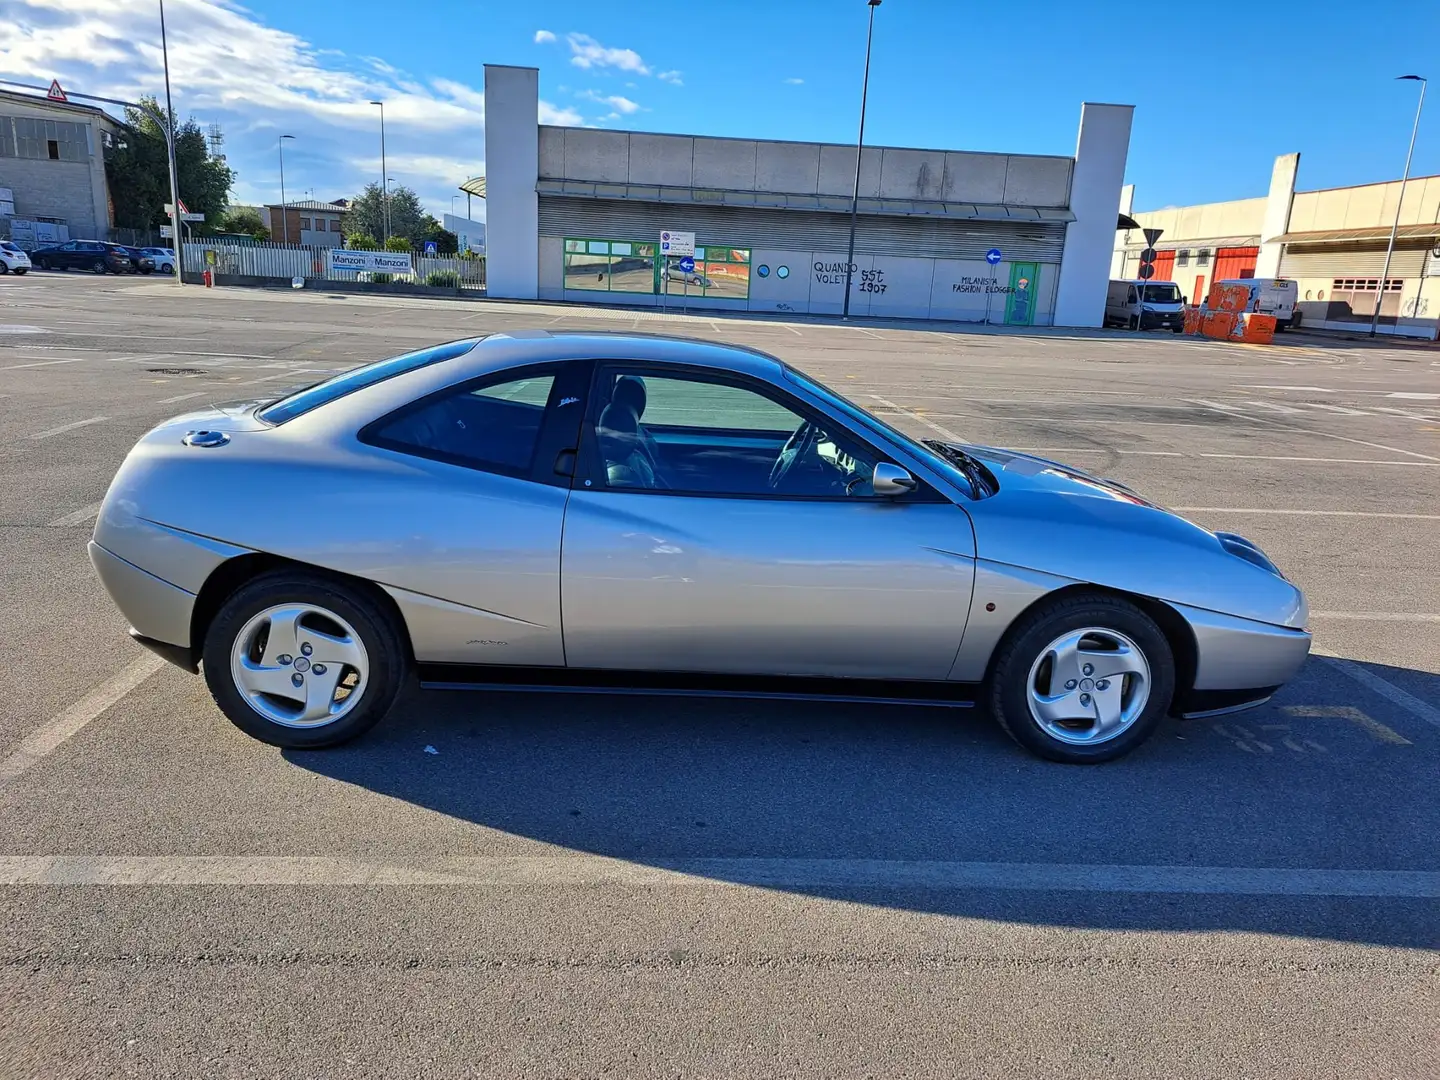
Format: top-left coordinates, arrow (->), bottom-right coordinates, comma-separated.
0,89 -> 122,246
1115,153 -> 1440,339
481,65 -> 1133,326
442,213 -> 486,255
263,200 -> 347,247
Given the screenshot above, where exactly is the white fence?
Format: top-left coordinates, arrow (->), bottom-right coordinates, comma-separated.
181,242 -> 485,288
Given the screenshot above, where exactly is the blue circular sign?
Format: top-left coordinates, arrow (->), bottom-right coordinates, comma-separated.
678,255 -> 695,273
756,264 -> 770,277
986,248 -> 1003,265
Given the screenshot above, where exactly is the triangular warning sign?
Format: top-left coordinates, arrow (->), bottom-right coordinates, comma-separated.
177,198 -> 189,215
46,79 -> 67,102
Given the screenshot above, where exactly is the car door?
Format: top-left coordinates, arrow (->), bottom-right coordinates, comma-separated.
560,363 -> 976,681
352,360 -> 589,667
54,241 -> 79,269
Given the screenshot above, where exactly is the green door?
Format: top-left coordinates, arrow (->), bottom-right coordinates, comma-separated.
1005,262 -> 1038,326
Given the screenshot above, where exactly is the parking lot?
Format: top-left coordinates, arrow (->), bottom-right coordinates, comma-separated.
2,271 -> 1437,1078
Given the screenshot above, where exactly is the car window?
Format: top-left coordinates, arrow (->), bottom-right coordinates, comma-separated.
590,369 -> 880,498
366,371 -> 557,476
259,338 -> 481,425
60,241 -> 77,251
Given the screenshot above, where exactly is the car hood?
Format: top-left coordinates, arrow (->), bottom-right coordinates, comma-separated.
954,444 -> 1307,629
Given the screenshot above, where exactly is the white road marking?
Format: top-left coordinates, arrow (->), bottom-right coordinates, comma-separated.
852,328 -> 885,339
46,501 -> 102,527
1010,448 -> 1440,468
157,391 -> 206,405
0,654 -> 164,785
2,358 -> 87,369
869,395 -> 963,442
1301,402 -> 1370,416
1244,400 -> 1305,414
1188,398 -> 1246,413
1315,654 -> 1440,731
1387,392 -> 1440,400
26,416 -> 107,439
0,855 -> 1436,896
1194,403 -> 1440,463
1173,507 -> 1440,520
1244,385 -> 1335,392
1375,406 -> 1440,421
781,324 -> 803,336
1309,611 -> 1440,623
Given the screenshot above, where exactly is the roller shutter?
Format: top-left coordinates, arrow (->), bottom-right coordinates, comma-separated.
538,196 -> 1067,263
1279,243 -> 1429,280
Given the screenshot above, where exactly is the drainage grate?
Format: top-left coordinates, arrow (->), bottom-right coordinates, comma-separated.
147,367 -> 208,376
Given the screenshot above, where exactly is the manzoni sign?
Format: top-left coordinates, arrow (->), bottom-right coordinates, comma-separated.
327,249 -> 414,274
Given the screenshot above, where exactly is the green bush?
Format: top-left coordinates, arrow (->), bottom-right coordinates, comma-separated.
346,233 -> 379,250
370,272 -> 392,285
384,236 -> 411,253
426,270 -> 460,288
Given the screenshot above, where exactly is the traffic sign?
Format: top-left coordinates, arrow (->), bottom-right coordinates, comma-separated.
1140,247 -> 1158,262
985,248 -> 1002,266
1136,264 -> 1155,280
46,79 -> 66,102
677,255 -> 695,274
660,230 -> 695,257
1142,227 -> 1164,248
423,240 -> 438,256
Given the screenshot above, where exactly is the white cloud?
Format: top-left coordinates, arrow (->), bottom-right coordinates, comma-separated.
657,70 -> 683,86
784,77 -> 804,85
533,29 -> 555,44
0,0 -> 585,216
565,32 -> 649,74
579,90 -> 640,115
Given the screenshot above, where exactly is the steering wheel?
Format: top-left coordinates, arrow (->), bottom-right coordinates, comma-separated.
768,419 -> 820,490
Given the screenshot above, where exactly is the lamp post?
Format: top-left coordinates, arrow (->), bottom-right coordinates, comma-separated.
369,100 -> 388,241
1371,75 -> 1427,337
157,0 -> 183,286
277,134 -> 294,243
842,0 -> 882,320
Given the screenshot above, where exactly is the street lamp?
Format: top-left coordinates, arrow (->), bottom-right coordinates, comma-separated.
842,0 -> 882,320
278,134 -> 295,244
158,0 -> 182,286
369,100 -> 388,241
1372,75 -> 1427,337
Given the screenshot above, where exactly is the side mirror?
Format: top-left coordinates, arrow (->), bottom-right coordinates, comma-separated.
873,462 -> 917,496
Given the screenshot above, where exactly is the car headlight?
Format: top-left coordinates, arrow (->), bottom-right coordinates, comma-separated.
1216,531 -> 1284,578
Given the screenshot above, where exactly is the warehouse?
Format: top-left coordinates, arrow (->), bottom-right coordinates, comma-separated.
0,88 -> 120,247
1115,153 -> 1440,339
482,66 -> 1133,327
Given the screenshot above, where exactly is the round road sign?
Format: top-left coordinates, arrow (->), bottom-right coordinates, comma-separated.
1140,247 -> 1158,262
1136,264 -> 1156,280
985,248 -> 1002,265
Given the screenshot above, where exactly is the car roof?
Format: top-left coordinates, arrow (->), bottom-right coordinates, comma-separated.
469,330 -> 785,380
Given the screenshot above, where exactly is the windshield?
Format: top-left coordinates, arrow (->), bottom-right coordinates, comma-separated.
0,242 -> 20,253
257,338 -> 481,424
782,366 -> 985,498
1142,283 -> 1182,305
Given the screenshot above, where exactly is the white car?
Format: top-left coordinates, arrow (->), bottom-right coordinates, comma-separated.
0,241 -> 31,275
140,247 -> 177,275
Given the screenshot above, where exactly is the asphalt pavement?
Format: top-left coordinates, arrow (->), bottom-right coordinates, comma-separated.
1,271 -> 1437,1079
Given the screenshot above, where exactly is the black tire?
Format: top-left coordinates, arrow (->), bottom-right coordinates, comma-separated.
986,592 -> 1175,764
92,260 -> 107,274
1128,315 -> 1140,331
201,570 -> 409,749
13,268 -> 24,275
0,263 -> 8,275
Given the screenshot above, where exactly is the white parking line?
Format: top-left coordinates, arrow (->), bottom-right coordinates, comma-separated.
1173,507 -> 1440,520
0,654 -> 163,785
1309,611 -> 1440,623
2,358 -> 87,369
1301,402 -> 1370,416
157,391 -> 206,405
1315,657 -> 1440,732
46,501 -> 102,527
869,395 -> 963,442
27,416 -> 107,439
1387,392 -> 1440,400
1010,448 -> 1440,467
1244,400 -> 1305,414
0,855 -> 1436,896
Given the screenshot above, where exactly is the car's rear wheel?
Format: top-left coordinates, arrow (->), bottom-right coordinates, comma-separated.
91,260 -> 107,274
202,571 -> 408,748
986,593 -> 1175,763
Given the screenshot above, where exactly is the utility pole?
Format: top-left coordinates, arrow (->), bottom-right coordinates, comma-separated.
278,134 -> 294,243
158,0 -> 183,286
842,0 -> 882,320
1372,75 -> 1427,337
370,101 -> 388,241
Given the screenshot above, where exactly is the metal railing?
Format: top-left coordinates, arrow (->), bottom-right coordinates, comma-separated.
181,241 -> 485,289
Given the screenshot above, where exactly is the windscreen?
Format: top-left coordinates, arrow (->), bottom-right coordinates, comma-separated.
257,338 -> 480,425
1142,283 -> 1182,304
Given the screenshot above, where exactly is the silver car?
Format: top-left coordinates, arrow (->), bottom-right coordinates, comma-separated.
89,333 -> 1311,763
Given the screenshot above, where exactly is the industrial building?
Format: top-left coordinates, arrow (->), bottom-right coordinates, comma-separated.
482,65 -> 1134,327
1115,153 -> 1440,339
0,88 -> 121,247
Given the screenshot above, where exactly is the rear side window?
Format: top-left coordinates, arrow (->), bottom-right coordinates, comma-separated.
258,338 -> 480,425
364,370 -> 557,477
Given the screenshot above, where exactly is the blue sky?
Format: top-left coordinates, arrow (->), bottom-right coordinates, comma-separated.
3,0 -> 1438,219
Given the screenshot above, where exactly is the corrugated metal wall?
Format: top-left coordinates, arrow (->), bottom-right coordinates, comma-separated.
1280,243 -> 1429,280
538,197 -> 1067,263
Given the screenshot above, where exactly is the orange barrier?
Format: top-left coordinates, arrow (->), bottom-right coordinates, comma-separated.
1207,283 -> 1250,314
1183,306 -> 1203,335
1232,312 -> 1276,344
1201,311 -> 1238,340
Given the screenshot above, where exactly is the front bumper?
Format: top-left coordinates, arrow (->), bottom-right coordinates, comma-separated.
89,541 -> 196,657
1170,601 -> 1312,697
1140,311 -> 1184,331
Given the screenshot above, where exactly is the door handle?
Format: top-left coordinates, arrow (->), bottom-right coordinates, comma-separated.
553,448 -> 577,477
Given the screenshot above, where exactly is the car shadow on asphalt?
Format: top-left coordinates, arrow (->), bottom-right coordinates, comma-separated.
284,658 -> 1439,949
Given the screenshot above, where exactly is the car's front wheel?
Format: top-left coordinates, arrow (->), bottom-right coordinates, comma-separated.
987,593 -> 1175,763
202,570 -> 408,748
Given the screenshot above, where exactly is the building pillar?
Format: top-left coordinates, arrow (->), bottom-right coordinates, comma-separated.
1054,103 -> 1134,328
1255,152 -> 1299,279
482,65 -> 539,300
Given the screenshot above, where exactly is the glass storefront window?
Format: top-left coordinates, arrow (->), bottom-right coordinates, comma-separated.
564,238 -> 751,300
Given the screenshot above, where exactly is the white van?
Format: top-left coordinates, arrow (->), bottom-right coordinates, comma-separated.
1105,279 -> 1186,332
1215,278 -> 1299,329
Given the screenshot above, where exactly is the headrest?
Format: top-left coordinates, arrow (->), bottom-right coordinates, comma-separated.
612,375 -> 647,417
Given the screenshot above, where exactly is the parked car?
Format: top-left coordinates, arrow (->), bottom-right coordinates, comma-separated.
30,240 -> 136,274
116,246 -> 157,274
89,333 -> 1311,764
664,265 -> 714,288
0,241 -> 31,275
139,246 -> 177,274
1105,279 -> 1186,332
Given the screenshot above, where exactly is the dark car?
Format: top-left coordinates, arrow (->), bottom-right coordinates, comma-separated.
30,240 -> 137,274
118,246 -> 157,274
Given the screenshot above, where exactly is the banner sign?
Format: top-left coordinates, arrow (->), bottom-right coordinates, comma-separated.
327,249 -> 414,274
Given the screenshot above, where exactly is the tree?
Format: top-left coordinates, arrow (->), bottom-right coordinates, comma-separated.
418,214 -> 458,255
220,206 -> 266,239
104,96 -> 234,234
384,235 -> 411,253
342,182 -> 427,244
346,232 -> 379,250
